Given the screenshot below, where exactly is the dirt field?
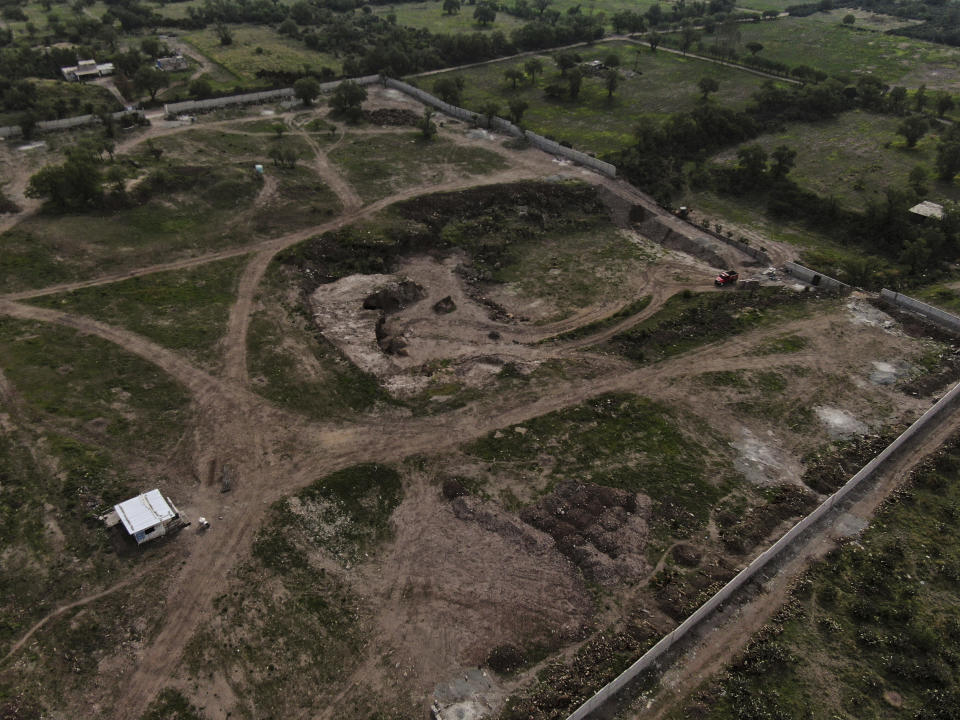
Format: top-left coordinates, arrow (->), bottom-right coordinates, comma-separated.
1,86 -> 957,720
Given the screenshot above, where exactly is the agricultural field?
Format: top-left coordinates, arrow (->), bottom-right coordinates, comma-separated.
729,17 -> 960,90
711,109 -> 960,211
372,2 -> 526,35
419,40 -> 780,154
2,75 -> 960,720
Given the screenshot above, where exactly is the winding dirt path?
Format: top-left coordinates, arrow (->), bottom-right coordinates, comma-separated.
1,574 -> 146,665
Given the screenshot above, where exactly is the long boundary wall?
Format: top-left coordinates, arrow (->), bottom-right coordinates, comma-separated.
783,261 -> 851,294
384,78 -> 617,178
566,350 -> 960,719
0,109 -> 144,139
880,289 -> 960,335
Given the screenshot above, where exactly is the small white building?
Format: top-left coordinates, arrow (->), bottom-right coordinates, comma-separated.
908,200 -> 944,220
113,489 -> 184,544
61,59 -> 115,81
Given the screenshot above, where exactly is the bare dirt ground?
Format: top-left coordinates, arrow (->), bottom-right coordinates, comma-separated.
0,86 -> 949,720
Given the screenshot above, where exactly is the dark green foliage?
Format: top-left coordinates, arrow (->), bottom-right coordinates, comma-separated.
25,151 -> 103,213
608,288 -> 821,365
329,80 -> 367,122
141,689 -> 206,720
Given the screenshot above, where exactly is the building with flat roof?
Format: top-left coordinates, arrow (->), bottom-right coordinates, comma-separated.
111,489 -> 185,544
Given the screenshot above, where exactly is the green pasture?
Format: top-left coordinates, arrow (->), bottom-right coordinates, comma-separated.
372,2 -> 524,34
184,25 -> 342,84
711,110 -> 960,210
418,40 -> 778,155
729,17 -> 960,90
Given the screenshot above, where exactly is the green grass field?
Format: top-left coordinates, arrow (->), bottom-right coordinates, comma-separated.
328,131 -> 509,202
372,2 -> 525,34
711,110 -> 960,211
418,40 -> 781,155
28,256 -> 249,370
729,17 -> 960,90
184,25 -> 342,84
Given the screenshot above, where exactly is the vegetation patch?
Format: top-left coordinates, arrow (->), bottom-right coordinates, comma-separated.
328,131 -> 508,202
465,392 -> 733,538
29,256 -> 248,369
751,333 -> 810,355
608,287 -> 825,364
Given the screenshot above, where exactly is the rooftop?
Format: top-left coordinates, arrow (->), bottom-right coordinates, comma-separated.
909,200 -> 944,220
114,489 -> 176,534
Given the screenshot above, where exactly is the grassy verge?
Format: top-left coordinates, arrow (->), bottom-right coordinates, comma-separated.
28,256 -> 249,370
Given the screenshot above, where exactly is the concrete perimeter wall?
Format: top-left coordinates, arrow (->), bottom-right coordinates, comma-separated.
384,78 -> 617,178
566,340 -> 960,719
784,261 -> 851,294
880,289 -> 960,335
0,109 -> 144,139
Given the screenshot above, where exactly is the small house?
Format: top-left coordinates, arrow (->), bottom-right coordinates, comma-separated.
61,59 -> 114,81
156,55 -> 189,72
111,489 -> 185,544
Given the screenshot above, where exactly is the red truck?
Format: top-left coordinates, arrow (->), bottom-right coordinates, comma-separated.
715,270 -> 739,287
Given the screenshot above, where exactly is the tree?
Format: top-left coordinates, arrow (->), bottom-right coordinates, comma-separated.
525,58 -> 543,84
330,80 -> 366,121
419,108 -> 437,139
508,98 -> 528,124
842,13 -> 855,24
769,145 -> 797,179
294,77 -> 321,106
482,101 -> 500,125
533,0 -> 551,15
214,22 -> 232,46
897,116 -> 928,148
604,69 -> 619,99
134,67 -> 169,102
146,139 -> 163,161
936,137 -> 960,181
698,77 -> 719,100
908,165 -> 928,197
473,2 -> 496,25
604,53 -> 620,68
679,25 -> 698,55
915,84 -> 927,112
936,92 -> 955,118
746,41 -> 763,56
504,67 -> 524,89
272,123 -> 286,138
887,86 -> 907,115
568,67 -> 582,100
189,77 -> 212,99
433,77 -> 464,104
555,52 -> 577,77
26,150 -> 103,212
278,18 -> 300,38
443,0 -> 460,14
647,30 -> 660,52
736,144 -> 768,185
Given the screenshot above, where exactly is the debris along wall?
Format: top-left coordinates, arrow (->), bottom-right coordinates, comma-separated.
880,289 -> 960,336
784,262 -> 851,294
383,78 -> 617,178
566,368 -> 960,719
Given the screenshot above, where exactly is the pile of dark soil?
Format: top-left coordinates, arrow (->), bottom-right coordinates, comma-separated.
520,480 -> 648,584
717,484 -> 817,555
363,108 -> 422,126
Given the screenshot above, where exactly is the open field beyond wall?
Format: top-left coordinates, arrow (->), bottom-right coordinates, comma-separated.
417,40 -> 780,154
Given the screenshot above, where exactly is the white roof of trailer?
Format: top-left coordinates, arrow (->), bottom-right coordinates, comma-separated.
909,201 -> 944,219
114,489 -> 176,534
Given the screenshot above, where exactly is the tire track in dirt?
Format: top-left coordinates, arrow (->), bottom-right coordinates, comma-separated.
293,119 -> 363,212
1,573 -> 147,665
